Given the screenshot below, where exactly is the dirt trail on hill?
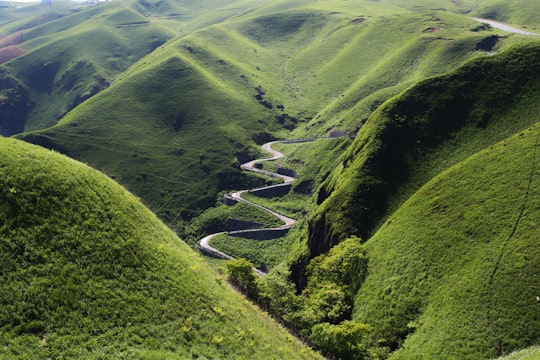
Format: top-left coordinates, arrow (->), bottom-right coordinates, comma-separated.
198,140 -> 314,275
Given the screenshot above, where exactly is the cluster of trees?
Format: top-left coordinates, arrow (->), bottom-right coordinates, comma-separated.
226,236 -> 371,359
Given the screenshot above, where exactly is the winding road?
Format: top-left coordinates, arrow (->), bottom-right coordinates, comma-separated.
199,140 -> 314,276
199,18 -> 538,274
472,17 -> 539,36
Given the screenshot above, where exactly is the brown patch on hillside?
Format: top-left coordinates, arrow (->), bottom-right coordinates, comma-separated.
422,27 -> 440,33
0,46 -> 26,64
351,18 -> 365,25
0,31 -> 23,48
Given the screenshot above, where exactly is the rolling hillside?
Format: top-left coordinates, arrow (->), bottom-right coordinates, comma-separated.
354,120 -> 540,358
13,0 -> 535,236
0,136 -> 320,359
0,0 -> 271,134
0,0 -> 179,133
281,40 -> 540,358
2,0 -> 540,358
310,40 -> 540,258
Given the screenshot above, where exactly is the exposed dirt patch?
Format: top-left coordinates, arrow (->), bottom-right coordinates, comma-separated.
0,31 -> 23,48
0,46 -> 25,64
115,21 -> 150,27
422,27 -> 440,33
351,18 -> 365,25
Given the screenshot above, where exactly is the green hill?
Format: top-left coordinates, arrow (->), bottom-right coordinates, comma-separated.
1,0 -> 177,133
0,136 -> 320,359
2,0 -> 540,358
310,40 -> 540,257
14,0 -> 532,236
353,120 -> 540,358
282,40 -> 540,358
0,0 -> 271,135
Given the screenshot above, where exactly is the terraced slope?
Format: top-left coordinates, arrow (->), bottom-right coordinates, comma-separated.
0,137 -> 321,359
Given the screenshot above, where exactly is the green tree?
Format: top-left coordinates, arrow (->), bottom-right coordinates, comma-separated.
226,258 -> 258,298
290,237 -> 371,350
257,268 -> 301,316
306,236 -> 368,293
309,321 -> 372,360
303,283 -> 351,325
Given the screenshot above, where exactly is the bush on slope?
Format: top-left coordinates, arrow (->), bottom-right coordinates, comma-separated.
0,137 -> 321,359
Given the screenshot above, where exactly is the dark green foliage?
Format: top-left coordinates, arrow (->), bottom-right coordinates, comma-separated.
257,267 -> 302,317
309,321 -> 371,360
306,236 -> 368,295
0,70 -> 29,136
226,258 -> 258,298
291,238 -> 368,333
259,237 -> 369,349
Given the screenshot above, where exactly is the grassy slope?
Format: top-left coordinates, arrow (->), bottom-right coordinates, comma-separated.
497,346 -> 540,360
2,0 -> 177,132
361,0 -> 540,30
354,122 -> 540,359
0,0 -> 267,134
468,0 -> 540,30
0,136 -> 321,359
310,40 -> 540,256
0,2 -> 67,29
2,0 -> 540,358
286,39 -> 540,358
294,11 -> 493,135
19,45 -> 277,231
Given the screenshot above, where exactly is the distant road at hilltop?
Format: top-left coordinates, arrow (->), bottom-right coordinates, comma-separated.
472,17 -> 539,36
